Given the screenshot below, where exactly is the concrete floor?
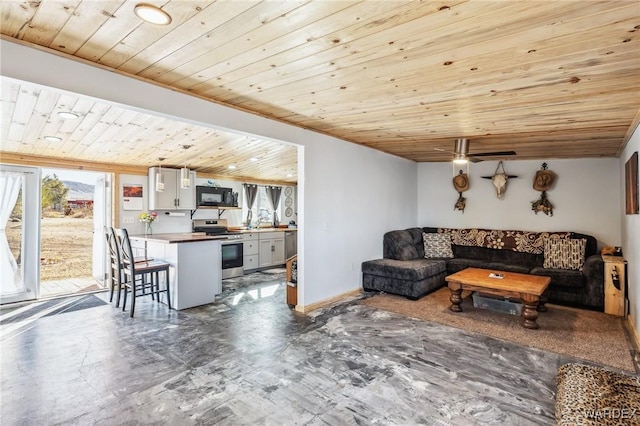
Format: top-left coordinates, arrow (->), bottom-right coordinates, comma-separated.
1,270 -> 575,425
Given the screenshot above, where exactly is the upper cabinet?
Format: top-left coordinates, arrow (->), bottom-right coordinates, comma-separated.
148,167 -> 195,210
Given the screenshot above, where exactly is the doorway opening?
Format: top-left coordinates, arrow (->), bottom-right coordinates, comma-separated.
38,168 -> 110,298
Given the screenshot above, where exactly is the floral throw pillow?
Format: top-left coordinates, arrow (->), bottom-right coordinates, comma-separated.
423,233 -> 454,259
543,238 -> 587,271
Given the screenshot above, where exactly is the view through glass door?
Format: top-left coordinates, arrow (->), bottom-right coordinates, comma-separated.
0,165 -> 40,304
38,168 -> 109,298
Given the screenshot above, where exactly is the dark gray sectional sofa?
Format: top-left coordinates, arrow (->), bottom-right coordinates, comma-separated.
362,227 -> 604,310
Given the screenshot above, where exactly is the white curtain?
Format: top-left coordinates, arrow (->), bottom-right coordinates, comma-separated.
0,172 -> 24,295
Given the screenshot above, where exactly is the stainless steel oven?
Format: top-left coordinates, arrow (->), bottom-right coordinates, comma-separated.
221,237 -> 243,279
193,219 -> 244,279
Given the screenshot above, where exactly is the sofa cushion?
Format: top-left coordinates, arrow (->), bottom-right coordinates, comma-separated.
407,228 -> 426,259
543,238 -> 587,271
422,232 -> 453,258
383,230 -> 419,261
497,249 -> 539,269
362,259 -> 446,281
445,258 -> 489,273
451,245 -> 495,262
483,263 -> 531,274
529,266 -> 585,288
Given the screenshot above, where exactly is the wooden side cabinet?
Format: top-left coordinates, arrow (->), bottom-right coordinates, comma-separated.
286,255 -> 298,307
602,255 -> 627,317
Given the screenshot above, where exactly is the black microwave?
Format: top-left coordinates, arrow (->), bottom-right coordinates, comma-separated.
196,186 -> 234,207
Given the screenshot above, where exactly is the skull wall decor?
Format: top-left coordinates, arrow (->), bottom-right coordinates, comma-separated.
492,173 -> 508,198
481,161 -> 518,199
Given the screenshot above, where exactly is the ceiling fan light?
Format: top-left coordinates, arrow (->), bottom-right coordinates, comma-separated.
453,155 -> 468,165
134,3 -> 172,25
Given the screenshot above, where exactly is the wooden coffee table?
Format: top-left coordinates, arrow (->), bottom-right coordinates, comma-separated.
445,268 -> 551,329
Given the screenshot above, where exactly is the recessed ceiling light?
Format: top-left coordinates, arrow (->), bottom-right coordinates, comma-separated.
249,157 -> 259,162
57,111 -> 79,119
44,136 -> 62,142
134,3 -> 172,25
228,165 -> 237,170
286,173 -> 293,178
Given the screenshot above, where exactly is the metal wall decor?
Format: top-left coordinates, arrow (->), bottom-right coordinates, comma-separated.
283,186 -> 294,218
531,162 -> 556,216
452,169 -> 469,212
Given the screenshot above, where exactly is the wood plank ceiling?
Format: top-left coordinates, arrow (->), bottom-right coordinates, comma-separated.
1,0 -> 639,180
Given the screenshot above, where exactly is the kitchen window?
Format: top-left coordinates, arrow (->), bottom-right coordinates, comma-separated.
243,185 -> 282,227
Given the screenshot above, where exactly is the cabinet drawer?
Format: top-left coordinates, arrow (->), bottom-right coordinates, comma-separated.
243,255 -> 259,270
242,233 -> 258,241
259,231 -> 282,240
243,240 -> 259,256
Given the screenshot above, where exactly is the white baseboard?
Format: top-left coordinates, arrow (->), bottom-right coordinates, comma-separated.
295,288 -> 363,313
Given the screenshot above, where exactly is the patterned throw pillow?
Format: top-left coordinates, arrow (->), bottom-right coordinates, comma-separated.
543,238 -> 587,271
423,233 -> 454,259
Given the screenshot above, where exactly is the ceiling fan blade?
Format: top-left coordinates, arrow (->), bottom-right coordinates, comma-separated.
468,150 -> 517,158
434,147 -> 455,154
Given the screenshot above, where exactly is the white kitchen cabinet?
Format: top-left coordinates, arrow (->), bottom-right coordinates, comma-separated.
243,233 -> 259,271
148,167 -> 195,210
258,231 -> 285,267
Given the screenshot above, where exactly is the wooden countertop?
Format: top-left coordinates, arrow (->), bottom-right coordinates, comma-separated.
129,233 -> 229,244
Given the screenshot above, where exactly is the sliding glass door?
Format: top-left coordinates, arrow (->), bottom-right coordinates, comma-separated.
0,165 -> 40,304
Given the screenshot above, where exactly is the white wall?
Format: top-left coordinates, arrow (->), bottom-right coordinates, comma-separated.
417,159 -> 622,246
301,134 -> 417,305
621,126 -> 640,338
1,39 -> 417,307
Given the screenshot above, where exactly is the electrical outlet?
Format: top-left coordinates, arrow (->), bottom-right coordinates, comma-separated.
123,216 -> 134,224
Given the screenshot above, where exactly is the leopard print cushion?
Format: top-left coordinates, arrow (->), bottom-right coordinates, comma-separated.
556,363 -> 640,425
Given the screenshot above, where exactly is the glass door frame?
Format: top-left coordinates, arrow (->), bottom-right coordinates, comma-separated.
0,164 -> 41,304
92,174 -> 111,285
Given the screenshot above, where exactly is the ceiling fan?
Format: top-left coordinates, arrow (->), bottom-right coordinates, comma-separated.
436,138 -> 517,163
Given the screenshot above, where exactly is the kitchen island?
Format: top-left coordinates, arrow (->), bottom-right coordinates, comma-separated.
129,233 -> 227,310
